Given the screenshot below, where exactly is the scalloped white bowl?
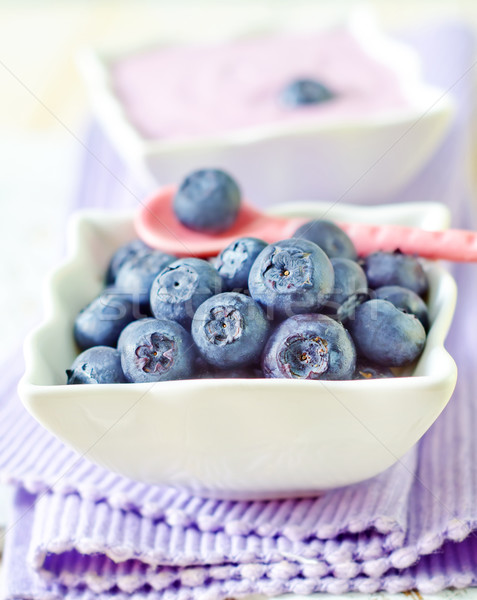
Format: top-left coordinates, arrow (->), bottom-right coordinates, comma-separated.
78,19 -> 454,207
18,201 -> 457,500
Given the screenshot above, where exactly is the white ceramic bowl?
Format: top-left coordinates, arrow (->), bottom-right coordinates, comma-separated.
78,18 -> 454,207
19,201 -> 457,500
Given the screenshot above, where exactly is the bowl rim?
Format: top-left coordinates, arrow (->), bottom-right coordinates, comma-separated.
19,200 -> 458,400
76,19 -> 455,160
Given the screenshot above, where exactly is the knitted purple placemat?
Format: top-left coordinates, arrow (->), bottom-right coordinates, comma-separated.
2,20 -> 477,600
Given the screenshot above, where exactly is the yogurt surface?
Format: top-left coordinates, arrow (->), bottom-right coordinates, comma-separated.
112,28 -> 411,142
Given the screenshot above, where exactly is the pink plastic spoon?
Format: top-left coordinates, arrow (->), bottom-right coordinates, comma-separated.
135,186 -> 477,261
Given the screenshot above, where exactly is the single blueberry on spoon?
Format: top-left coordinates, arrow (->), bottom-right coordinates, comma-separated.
173,168 -> 241,233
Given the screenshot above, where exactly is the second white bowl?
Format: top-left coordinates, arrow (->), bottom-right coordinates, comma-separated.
78,21 -> 454,207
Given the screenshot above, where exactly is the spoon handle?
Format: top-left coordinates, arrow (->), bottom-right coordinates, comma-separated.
339,222 -> 477,262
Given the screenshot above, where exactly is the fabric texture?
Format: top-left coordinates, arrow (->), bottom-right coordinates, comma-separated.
2,21 -> 477,599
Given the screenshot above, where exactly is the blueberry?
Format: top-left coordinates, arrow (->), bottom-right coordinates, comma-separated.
324,258 -> 368,318
293,220 -> 357,260
363,251 -> 428,297
374,285 -> 429,331
105,239 -> 151,285
150,258 -> 222,329
120,319 -> 197,383
348,299 -> 426,367
262,314 -> 356,380
248,238 -> 334,320
66,346 -> 126,384
216,237 -> 267,291
115,250 -> 175,310
173,169 -> 241,233
353,359 -> 394,380
191,292 -> 270,369
280,78 -> 334,107
74,289 -> 136,350
117,317 -> 157,352
335,293 -> 370,325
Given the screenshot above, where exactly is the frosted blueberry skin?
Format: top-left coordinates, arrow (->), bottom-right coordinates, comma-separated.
191,292 -> 270,369
324,258 -> 368,318
66,346 -> 126,384
293,219 -> 357,260
363,251 -> 428,297
374,285 -> 429,331
74,289 -> 136,351
280,78 -> 334,107
120,319 -> 197,383
216,237 -> 267,291
105,239 -> 151,285
262,314 -> 356,380
117,317 -> 157,352
150,258 -> 222,329
248,238 -> 334,320
353,359 -> 394,380
173,169 -> 241,233
115,250 -> 175,310
348,299 -> 426,367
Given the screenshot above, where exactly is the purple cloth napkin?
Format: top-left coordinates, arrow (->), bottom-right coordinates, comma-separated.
2,20 -> 477,600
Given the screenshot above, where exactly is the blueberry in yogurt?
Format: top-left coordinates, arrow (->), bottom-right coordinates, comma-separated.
191,292 -> 270,369
66,346 -> 126,384
115,249 -> 175,310
74,288 -> 136,350
363,251 -> 428,297
262,314 -> 356,380
215,237 -> 267,291
280,78 -> 334,107
173,169 -> 241,233
248,238 -> 334,320
293,219 -> 357,260
348,299 -> 426,367
150,258 -> 222,329
120,318 -> 197,383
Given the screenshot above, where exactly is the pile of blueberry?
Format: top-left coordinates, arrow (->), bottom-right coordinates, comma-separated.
67,170 -> 429,385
